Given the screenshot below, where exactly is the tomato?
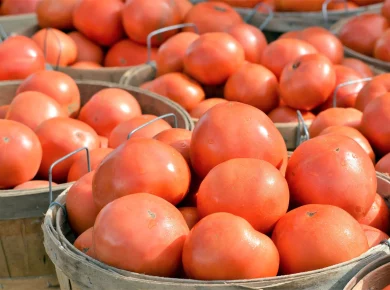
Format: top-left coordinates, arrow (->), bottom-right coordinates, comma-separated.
341,58 -> 374,78
208,0 -> 262,7
93,193 -> 189,276
67,148 -> 113,182
358,193 -> 390,233
268,106 -> 315,123
6,91 -> 66,131
351,0 -> 383,5
328,2 -> 359,9
141,73 -> 205,111
183,2 -> 243,34
68,32 -> 104,65
190,102 -> 287,178
67,171 -> 99,235
0,120 -> 42,189
98,136 -> 108,148
108,115 -> 172,149
1,0 -> 40,15
16,70 -> 81,117
73,0 -> 125,47
178,207 -> 200,230
274,0 -> 325,11
14,180 -> 57,190
32,28 -> 77,67
35,117 -> 100,182
361,94 -> 390,156
71,61 -> 102,69
383,0 -> 390,21
376,152 -> 390,174
356,74 -> 390,112
227,23 -> 268,64
260,38 -> 318,79
36,0 -> 78,30
182,212 -> 279,280
224,62 -> 279,113
279,54 -> 336,111
0,105 -> 9,119
189,98 -> 228,119
104,39 -> 158,67
338,14 -> 389,56
272,204 -> 369,275
156,32 -> 199,76
175,0 -> 193,18
184,32 -> 245,85
153,128 -> 192,165
93,138 -> 191,208
122,0 -> 182,46
0,36 -> 45,81
74,227 -> 95,258
78,88 -> 142,138
374,30 -> 390,62
309,107 -> 363,137
361,224 -> 389,248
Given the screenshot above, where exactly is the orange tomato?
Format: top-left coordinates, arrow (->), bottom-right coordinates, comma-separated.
175,0 -> 193,18
1,0 -> 40,15
14,180 -> 57,190
268,106 -> 315,123
68,31 -> 104,65
189,98 -> 228,119
74,227 -> 95,258
328,2 -> 358,10
376,152 -> 390,174
374,29 -> 390,62
70,61 -> 102,69
274,0 -> 325,11
361,224 -> 389,248
178,207 -> 200,230
356,74 -> 390,112
341,58 -> 374,78
358,193 -> 390,234
36,0 -> 78,30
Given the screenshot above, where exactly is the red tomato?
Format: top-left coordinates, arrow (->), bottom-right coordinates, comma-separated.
0,36 -> 45,81
14,180 -> 57,190
74,227 -> 96,258
98,136 -> 108,148
182,212 -> 279,280
6,91 -> 66,131
93,193 -> 189,276
286,134 -> 377,219
67,148 -> 113,182
1,0 -> 40,15
16,70 -> 81,117
383,0 -> 390,21
70,61 -> 102,69
68,31 -> 104,64
224,62 -> 279,113
374,29 -> 390,62
78,88 -> 142,138
178,207 -> 200,230
73,0 -> 125,47
279,54 -> 336,111
0,120 -> 42,189
358,193 -> 390,234
190,102 -> 287,178
36,0 -> 79,30
93,138 -> 191,209
376,152 -> 390,174
341,58 -> 374,78
189,98 -> 228,119
35,117 -> 100,182
355,74 -> 390,112
361,224 -> 390,248
108,115 -> 172,149
268,106 -> 315,123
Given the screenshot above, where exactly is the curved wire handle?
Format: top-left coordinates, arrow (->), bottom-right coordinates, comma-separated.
146,23 -> 199,64
0,25 -> 7,42
296,110 -> 310,147
322,0 -> 350,26
43,28 -> 61,71
48,147 -> 91,205
332,77 -> 373,108
127,113 -> 178,140
244,2 -> 274,31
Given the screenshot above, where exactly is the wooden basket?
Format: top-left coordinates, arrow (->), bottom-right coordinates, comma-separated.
330,16 -> 390,72
0,80 -> 194,290
0,13 -> 37,35
42,168 -> 390,290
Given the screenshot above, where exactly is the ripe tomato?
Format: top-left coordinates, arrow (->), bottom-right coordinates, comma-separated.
104,39 -> 158,67
279,54 -> 336,111
153,128 -> 192,165
224,62 -> 279,113
66,171 -> 100,235
319,125 -> 375,163
93,193 -> 189,276
286,134 -> 377,219
93,138 -> 191,208
175,0 -> 193,18
182,212 -> 279,280
141,73 -> 205,111
156,32 -> 199,76
361,224 -> 390,248
272,204 -> 369,274
108,115 -> 172,149
0,36 -> 45,81
178,207 -> 200,230
0,120 -> 42,189
6,91 -> 66,131
78,88 -> 142,138
227,23 -> 268,64
68,32 -> 104,64
374,30 -> 390,62
338,14 -> 389,56
67,148 -> 113,182
189,98 -> 227,119
274,0 -> 325,11
35,117 -> 100,182
376,152 -> 390,174
183,2 -> 243,34
74,227 -> 95,258
71,61 -> 102,69
1,0 -> 40,15
309,107 -> 363,137
73,0 -> 125,47
268,106 -> 315,123
341,58 -> 374,78
361,94 -> 390,156
260,38 -> 318,79
0,105 -> 9,119
383,0 -> 390,21
36,0 -> 78,30
14,180 -> 57,190
190,102 -> 287,178
358,193 -> 390,234
98,136 -> 108,148
351,0 -> 383,5
356,74 -> 390,112
328,2 -> 358,10
122,0 -> 182,46
16,70 -> 81,117
208,0 -> 262,7
184,32 -> 245,85
32,28 -> 78,67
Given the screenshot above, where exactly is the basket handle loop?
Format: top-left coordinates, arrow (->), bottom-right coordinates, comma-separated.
0,25 -> 7,42
245,2 -> 274,31
296,110 -> 310,148
322,0 -> 350,26
127,113 -> 178,140
48,147 -> 91,206
332,77 -> 373,108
